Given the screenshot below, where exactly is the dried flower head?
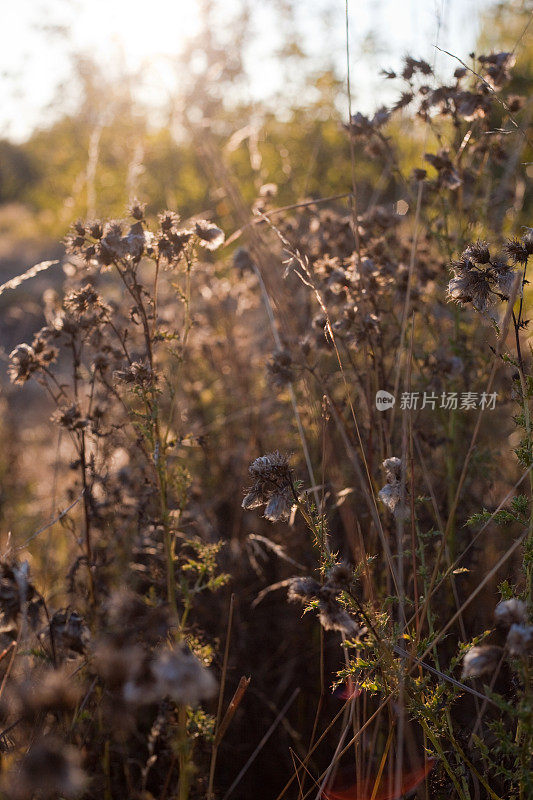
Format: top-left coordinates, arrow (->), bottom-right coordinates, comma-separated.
5,737 -> 86,799
424,149 -> 462,190
447,266 -> 493,313
93,639 -> 145,691
242,451 -> 294,522
287,576 -> 321,604
479,51 -> 515,89
461,645 -> 502,679
63,285 -> 110,328
383,457 -> 402,482
8,344 -> 39,384
114,361 -> 157,387
0,561 -> 42,634
267,349 -> 294,387
463,241 -> 491,264
128,199 -> 146,220
402,55 -> 432,80
446,245 -> 517,314
49,609 -> 90,655
346,106 -> 391,138
194,220 -> 225,251
158,210 -> 180,231
326,562 -> 354,590
94,220 -> 128,264
378,457 -> 408,519
494,598 -> 527,628
233,247 -> 255,272
506,623 -> 533,657
151,644 -> 217,706
504,237 -> 531,265
318,598 -> 359,637
88,220 -> 103,239
52,404 -> 87,431
18,666 -> 81,719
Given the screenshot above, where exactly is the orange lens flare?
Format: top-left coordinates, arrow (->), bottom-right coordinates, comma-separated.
332,677 -> 362,701
324,758 -> 436,800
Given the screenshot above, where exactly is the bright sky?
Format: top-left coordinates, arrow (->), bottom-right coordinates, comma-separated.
1,0 -> 496,141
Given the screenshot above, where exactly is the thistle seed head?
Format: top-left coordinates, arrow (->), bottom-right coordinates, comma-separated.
463,240 -> 491,264
461,645 -> 502,679
49,609 -> 90,656
383,457 -> 402,482
242,452 -> 294,523
325,562 -> 354,591
4,737 -> 86,800
287,576 -> 321,604
264,492 -> 292,522
494,598 -> 527,628
194,220 -> 225,251
8,344 -> 39,384
151,644 -> 217,706
318,598 -> 359,637
506,623 -> 533,657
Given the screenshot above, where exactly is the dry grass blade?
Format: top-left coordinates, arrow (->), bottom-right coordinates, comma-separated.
9,490 -> 85,555
208,594 -> 235,800
252,578 -> 298,608
248,534 -> 307,570
225,193 -> 355,246
222,688 -> 300,800
0,260 -> 59,297
215,676 -> 251,746
420,532 -> 527,661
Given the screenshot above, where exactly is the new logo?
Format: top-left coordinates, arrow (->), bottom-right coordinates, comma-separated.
375,390 -> 395,411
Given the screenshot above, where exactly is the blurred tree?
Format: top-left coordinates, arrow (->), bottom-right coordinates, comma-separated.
0,139 -> 38,203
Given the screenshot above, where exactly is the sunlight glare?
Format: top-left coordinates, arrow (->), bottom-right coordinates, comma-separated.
73,0 -> 202,67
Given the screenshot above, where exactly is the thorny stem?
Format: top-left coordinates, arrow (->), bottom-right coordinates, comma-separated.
119,251 -> 194,797
151,255 -> 161,339
156,444 -> 178,616
207,594 -> 235,800
113,258 -> 178,614
419,718 -> 470,800
517,659 -> 532,800
446,311 -> 459,560
290,476 -> 328,558
177,704 -> 192,800
511,285 -> 533,604
511,272 -> 533,799
78,430 -> 95,606
69,334 -> 96,605
251,259 -> 320,510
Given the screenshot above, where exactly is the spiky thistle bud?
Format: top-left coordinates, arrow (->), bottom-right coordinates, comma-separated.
325,562 -> 354,591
